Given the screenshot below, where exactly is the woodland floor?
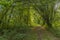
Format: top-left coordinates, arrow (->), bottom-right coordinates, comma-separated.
27,27 -> 60,40
0,27 -> 60,40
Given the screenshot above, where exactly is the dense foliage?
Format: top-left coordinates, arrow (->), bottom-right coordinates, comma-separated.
0,0 -> 60,40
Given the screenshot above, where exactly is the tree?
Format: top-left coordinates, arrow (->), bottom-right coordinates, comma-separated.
29,0 -> 59,29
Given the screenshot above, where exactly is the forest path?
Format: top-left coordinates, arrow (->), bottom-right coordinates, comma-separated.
31,26 -> 60,40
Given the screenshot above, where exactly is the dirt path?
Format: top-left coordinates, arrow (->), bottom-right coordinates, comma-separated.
32,27 -> 60,40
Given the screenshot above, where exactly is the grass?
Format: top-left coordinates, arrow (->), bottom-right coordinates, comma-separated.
0,27 -> 60,40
